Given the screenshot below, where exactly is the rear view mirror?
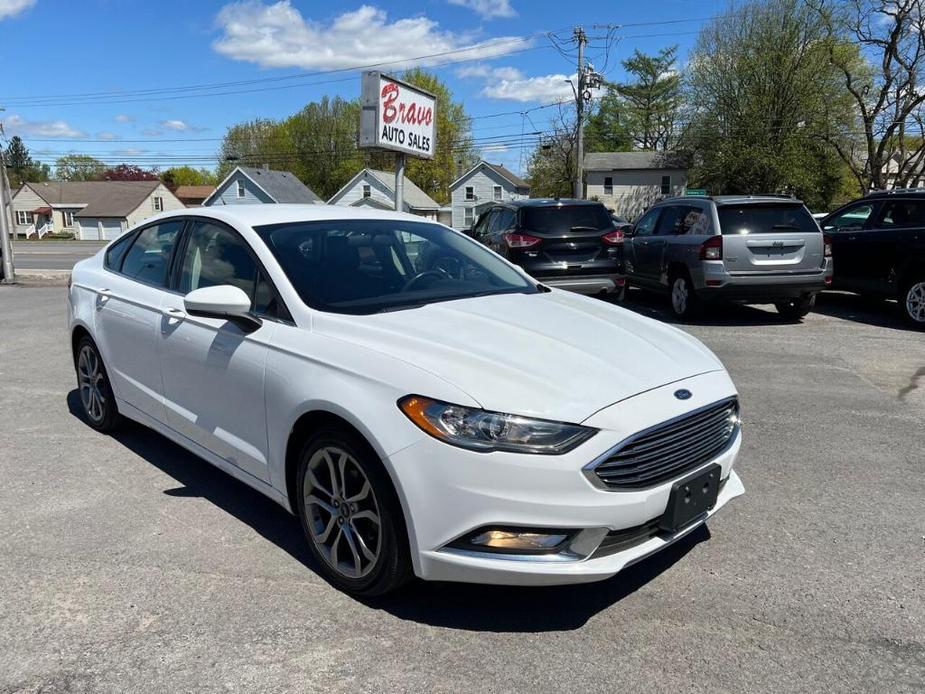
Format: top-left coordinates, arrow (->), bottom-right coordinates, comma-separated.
184,285 -> 261,330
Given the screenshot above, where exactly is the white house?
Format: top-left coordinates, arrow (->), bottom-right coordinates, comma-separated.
11,180 -> 183,240
584,151 -> 688,220
449,161 -> 530,229
203,166 -> 322,207
328,168 -> 443,221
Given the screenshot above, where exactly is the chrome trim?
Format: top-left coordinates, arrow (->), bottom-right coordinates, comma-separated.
439,527 -> 609,563
582,397 -> 740,492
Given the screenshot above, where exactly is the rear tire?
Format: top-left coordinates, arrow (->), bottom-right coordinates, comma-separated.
775,294 -> 816,321
610,283 -> 627,303
74,336 -> 120,433
296,427 -> 412,596
900,275 -> 925,328
669,274 -> 701,320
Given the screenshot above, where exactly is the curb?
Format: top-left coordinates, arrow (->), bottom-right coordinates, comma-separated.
3,270 -> 71,287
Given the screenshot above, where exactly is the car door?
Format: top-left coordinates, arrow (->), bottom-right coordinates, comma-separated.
158,218 -> 281,482
94,219 -> 185,423
855,199 -> 925,295
820,201 -> 878,290
625,207 -> 661,285
636,206 -> 679,284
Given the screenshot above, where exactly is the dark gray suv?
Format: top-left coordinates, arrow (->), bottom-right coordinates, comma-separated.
623,195 -> 833,319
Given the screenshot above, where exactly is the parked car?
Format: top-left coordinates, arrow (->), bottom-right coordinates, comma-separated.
469,198 -> 626,299
623,195 -> 833,320
68,205 -> 744,596
820,190 -> 925,327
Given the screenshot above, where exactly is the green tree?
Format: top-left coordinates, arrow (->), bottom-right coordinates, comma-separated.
615,46 -> 683,151
685,0 -> 857,210
3,136 -> 49,186
160,166 -> 218,189
525,107 -> 578,198
55,154 -> 106,181
584,89 -> 633,153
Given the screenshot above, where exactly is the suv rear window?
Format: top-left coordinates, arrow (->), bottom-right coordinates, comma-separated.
717,204 -> 818,235
521,204 -> 612,234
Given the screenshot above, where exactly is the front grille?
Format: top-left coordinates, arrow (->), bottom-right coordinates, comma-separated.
589,398 -> 739,490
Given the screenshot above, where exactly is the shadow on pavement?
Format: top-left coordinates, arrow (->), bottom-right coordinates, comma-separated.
616,287 -> 793,327
67,388 -> 711,633
811,291 -> 916,331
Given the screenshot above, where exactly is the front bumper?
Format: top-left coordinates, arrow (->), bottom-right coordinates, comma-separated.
387,370 -> 744,586
698,258 -> 833,301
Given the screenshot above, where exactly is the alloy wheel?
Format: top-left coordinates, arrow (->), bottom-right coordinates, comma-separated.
77,344 -> 107,424
905,281 -> 925,323
303,446 -> 382,579
671,277 -> 689,315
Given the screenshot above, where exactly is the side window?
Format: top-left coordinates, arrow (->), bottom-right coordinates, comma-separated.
634,209 -> 660,237
823,203 -> 874,232
874,200 -> 925,228
654,206 -> 682,235
178,221 -> 257,299
678,206 -> 709,235
120,220 -> 184,287
104,232 -> 137,271
254,269 -> 291,322
493,208 -> 515,231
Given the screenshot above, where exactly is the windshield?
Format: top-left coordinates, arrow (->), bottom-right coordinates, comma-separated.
254,219 -> 537,314
521,204 -> 613,234
717,204 -> 819,235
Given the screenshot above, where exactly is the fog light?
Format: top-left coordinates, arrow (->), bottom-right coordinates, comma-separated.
450,526 -> 573,554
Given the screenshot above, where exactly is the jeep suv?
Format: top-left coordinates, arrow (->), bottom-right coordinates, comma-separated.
623,196 -> 833,320
820,190 -> 925,328
469,199 -> 626,298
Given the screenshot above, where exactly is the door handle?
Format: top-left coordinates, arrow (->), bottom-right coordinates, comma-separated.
163,307 -> 186,321
96,288 -> 111,307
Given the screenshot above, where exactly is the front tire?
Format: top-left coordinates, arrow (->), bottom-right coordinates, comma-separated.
296,429 -> 411,596
775,294 -> 816,321
901,276 -> 925,328
669,274 -> 701,320
74,336 -> 120,432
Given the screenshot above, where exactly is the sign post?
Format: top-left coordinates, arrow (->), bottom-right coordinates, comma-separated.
359,72 -> 436,212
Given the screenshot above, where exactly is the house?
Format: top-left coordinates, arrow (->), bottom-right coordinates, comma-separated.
584,151 -> 688,220
328,168 -> 442,221
174,185 -> 215,207
11,180 -> 183,240
449,160 -> 530,229
203,166 -> 322,206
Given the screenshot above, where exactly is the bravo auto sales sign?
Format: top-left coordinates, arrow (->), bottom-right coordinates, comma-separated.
359,72 -> 436,159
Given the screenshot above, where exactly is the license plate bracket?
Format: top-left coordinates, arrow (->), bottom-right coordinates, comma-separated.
659,463 -> 722,533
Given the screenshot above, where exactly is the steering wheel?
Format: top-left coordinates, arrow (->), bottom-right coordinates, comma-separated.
432,255 -> 463,279
401,269 -> 449,292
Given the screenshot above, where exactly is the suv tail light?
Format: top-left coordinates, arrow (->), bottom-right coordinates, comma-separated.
823,234 -> 832,257
601,229 -> 624,245
700,235 -> 723,260
503,232 -> 542,249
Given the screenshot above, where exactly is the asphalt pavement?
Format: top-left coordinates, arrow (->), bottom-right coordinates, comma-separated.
0,286 -> 923,693
5,240 -> 106,270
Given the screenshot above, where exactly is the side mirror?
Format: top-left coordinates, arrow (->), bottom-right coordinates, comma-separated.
184,285 -> 261,330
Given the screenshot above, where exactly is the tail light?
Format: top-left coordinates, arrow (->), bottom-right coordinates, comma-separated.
700,235 -> 723,260
602,229 -> 624,245
503,232 -> 541,249
823,234 -> 832,257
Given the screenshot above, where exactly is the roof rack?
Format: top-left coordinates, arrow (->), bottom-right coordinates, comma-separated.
865,187 -> 925,196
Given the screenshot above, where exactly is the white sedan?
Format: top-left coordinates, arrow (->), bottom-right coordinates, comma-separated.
68,205 -> 744,595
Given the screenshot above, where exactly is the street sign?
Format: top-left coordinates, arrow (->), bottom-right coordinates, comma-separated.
359,72 -> 436,159
684,188 -> 707,196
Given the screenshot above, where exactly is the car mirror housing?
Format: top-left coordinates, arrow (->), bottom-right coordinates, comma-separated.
184,285 -> 261,330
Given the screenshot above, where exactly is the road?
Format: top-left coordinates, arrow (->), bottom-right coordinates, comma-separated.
6,240 -> 105,270
1,287 -> 923,693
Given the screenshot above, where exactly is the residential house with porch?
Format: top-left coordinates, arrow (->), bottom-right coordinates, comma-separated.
584,151 -> 688,221
328,168 -> 447,223
202,166 -> 322,206
449,161 -> 530,230
11,180 -> 183,240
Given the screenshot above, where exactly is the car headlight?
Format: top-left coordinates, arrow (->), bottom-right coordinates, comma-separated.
398,395 -> 597,454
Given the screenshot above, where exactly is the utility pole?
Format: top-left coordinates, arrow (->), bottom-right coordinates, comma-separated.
573,26 -> 587,200
394,152 -> 405,213
0,121 -> 15,284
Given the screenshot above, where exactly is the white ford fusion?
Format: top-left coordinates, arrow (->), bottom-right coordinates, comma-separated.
68,205 -> 744,595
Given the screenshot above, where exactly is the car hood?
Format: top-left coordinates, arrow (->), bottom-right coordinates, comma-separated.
314,290 -> 724,424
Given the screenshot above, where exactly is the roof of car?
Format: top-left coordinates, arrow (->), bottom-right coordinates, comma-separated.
863,188 -> 925,199
140,203 -> 442,228
501,198 -> 608,208
655,194 -> 806,206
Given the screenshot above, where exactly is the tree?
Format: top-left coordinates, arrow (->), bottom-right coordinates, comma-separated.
160,166 -> 218,189
525,106 -> 578,198
103,164 -> 159,181
811,0 -> 925,191
584,90 -> 633,153
614,47 -> 683,151
685,0 -> 857,210
3,136 -> 49,186
55,154 -> 106,181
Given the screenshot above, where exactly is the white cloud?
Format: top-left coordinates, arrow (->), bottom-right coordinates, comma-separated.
160,119 -> 206,132
96,131 -> 120,141
212,1 -> 527,70
456,63 -> 522,80
114,114 -> 134,123
0,0 -> 36,20
115,148 -> 147,157
1,114 -> 85,138
458,64 -> 588,103
448,0 -> 516,20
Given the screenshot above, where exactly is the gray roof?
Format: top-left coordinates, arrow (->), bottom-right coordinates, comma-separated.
584,151 -> 688,171
238,166 -> 322,203
482,162 -> 529,189
366,169 -> 441,209
24,180 -> 163,218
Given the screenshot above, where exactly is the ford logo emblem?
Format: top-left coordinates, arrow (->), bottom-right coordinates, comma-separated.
674,389 -> 692,400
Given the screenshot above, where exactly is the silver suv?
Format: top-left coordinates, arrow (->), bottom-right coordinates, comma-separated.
623,196 -> 833,319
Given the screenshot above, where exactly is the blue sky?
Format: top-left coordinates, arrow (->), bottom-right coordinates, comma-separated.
0,0 -> 722,175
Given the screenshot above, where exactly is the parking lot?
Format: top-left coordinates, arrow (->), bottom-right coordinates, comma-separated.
1,285 -> 923,693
